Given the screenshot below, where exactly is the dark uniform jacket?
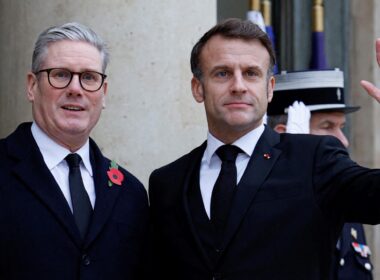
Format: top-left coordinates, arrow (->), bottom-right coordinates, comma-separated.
0,123 -> 149,280
331,223 -> 373,280
149,126 -> 380,280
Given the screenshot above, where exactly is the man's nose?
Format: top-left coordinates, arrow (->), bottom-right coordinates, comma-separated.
231,73 -> 248,94
66,74 -> 83,95
335,129 -> 349,148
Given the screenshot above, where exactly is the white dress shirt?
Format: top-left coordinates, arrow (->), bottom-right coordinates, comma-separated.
199,124 -> 265,218
31,122 -> 96,211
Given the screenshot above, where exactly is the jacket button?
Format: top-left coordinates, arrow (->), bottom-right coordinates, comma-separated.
365,263 -> 372,271
82,254 -> 91,266
339,258 -> 345,266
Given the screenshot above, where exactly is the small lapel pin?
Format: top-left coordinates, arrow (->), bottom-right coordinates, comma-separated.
263,153 -> 271,160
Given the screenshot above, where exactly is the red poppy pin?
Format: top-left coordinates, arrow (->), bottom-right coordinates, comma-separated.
107,160 -> 124,187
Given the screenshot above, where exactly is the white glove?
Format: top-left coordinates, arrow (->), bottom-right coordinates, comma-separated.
286,101 -> 310,134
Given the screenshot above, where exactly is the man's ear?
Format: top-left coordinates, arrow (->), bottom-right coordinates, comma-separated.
273,124 -> 287,134
27,72 -> 38,102
102,81 -> 108,109
267,75 -> 275,103
191,76 -> 204,103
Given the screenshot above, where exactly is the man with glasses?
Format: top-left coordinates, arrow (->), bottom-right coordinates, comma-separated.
0,22 -> 149,280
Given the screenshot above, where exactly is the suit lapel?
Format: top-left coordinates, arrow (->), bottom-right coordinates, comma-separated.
182,142 -> 214,270
221,127 -> 282,251
84,139 -> 121,248
8,123 -> 82,248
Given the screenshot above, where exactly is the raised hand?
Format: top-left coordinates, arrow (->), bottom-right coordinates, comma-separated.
286,101 -> 311,134
360,38 -> 380,103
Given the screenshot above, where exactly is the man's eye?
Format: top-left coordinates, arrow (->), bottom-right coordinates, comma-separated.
216,71 -> 228,78
320,125 -> 333,130
52,70 -> 70,79
82,72 -> 97,81
246,70 -> 258,77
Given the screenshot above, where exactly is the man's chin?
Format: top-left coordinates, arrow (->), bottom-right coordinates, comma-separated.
58,122 -> 90,137
226,116 -> 261,129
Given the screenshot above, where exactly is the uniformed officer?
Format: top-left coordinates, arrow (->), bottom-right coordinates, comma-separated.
267,69 -> 373,280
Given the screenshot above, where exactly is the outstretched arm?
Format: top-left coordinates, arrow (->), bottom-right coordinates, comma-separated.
361,38 -> 380,103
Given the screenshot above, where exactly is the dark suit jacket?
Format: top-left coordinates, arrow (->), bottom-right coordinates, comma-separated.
149,126 -> 380,280
0,123 -> 149,280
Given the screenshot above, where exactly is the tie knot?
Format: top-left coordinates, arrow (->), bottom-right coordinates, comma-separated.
65,153 -> 82,169
216,145 -> 242,162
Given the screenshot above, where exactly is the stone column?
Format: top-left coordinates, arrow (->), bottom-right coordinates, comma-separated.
0,0 -> 216,186
350,0 -> 380,277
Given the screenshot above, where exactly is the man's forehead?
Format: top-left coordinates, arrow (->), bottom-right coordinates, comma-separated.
201,36 -> 270,68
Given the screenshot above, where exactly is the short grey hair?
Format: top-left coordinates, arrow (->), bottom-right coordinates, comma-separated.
32,22 -> 109,73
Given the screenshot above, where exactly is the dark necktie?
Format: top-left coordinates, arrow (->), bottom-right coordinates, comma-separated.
65,153 -> 93,239
211,145 -> 241,235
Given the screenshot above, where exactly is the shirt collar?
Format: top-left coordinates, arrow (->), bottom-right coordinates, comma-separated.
31,122 -> 93,176
204,124 -> 265,165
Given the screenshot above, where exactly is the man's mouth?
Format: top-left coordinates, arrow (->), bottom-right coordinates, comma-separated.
225,102 -> 251,107
62,105 -> 84,111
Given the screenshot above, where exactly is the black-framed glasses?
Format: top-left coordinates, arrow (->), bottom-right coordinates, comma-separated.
36,68 -> 107,92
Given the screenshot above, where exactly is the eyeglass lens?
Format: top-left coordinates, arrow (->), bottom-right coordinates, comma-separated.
47,68 -> 104,91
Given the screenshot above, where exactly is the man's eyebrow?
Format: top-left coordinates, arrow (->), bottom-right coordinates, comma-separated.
211,65 -> 230,70
318,120 -> 333,125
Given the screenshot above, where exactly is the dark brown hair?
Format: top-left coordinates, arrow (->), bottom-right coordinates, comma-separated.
190,18 -> 276,80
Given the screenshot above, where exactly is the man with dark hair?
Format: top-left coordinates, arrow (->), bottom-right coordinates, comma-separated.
0,22 -> 149,280
149,18 -> 380,279
267,69 -> 373,280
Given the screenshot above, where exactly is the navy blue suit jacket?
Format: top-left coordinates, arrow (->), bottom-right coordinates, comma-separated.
0,123 -> 149,280
149,126 -> 380,280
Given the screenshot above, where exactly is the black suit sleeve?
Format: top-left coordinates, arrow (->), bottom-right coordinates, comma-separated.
313,135 -> 380,224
